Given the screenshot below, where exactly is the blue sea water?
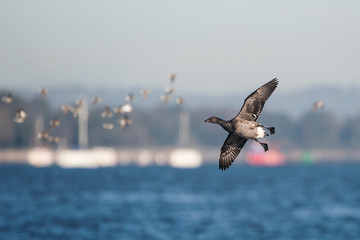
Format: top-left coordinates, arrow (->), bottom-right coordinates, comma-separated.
0,163 -> 360,240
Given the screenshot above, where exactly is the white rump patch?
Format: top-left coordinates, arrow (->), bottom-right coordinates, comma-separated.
256,127 -> 266,138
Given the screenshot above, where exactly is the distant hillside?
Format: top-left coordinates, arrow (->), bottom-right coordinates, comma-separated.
4,85 -> 360,120
2,86 -> 360,150
269,86 -> 360,120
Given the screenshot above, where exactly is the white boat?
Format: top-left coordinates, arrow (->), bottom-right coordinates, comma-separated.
56,148 -> 117,168
169,148 -> 202,168
27,147 -> 54,167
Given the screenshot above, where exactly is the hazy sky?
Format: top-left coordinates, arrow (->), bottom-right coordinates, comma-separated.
0,0 -> 359,94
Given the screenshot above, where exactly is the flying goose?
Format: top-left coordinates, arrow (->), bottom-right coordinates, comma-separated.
164,87 -> 175,95
71,99 -> 85,117
37,131 -> 49,140
204,78 -> 279,171
39,88 -> 48,99
140,89 -> 150,100
91,96 -> 102,106
160,94 -> 170,104
175,97 -> 185,105
49,118 -> 60,129
118,115 -> 132,130
61,104 -> 73,115
2,93 -> 13,103
312,101 -> 324,112
113,103 -> 133,115
101,106 -> 113,118
14,109 -> 27,123
125,93 -> 135,102
168,73 -> 177,83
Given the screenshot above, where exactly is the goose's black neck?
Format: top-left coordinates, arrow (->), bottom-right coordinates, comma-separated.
216,118 -> 234,133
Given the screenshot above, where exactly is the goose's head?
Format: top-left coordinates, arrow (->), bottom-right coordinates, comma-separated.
204,116 -> 221,124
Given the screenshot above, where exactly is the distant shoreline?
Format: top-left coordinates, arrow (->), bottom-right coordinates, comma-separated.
0,147 -> 359,167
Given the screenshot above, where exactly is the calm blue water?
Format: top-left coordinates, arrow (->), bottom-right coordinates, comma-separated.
0,163 -> 360,240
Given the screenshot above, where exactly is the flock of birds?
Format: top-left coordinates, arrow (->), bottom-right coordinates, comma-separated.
2,75 -> 326,171
2,73 -> 185,146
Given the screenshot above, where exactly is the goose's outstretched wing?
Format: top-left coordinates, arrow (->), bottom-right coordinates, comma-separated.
219,133 -> 247,171
235,78 -> 278,121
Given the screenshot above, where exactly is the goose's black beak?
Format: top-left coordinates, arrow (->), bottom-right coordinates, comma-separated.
204,118 -> 209,123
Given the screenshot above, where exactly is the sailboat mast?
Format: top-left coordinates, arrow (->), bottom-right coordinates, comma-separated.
78,100 -> 88,149
178,111 -> 190,148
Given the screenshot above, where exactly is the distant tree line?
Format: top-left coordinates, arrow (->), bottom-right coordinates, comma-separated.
1,91 -> 360,150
